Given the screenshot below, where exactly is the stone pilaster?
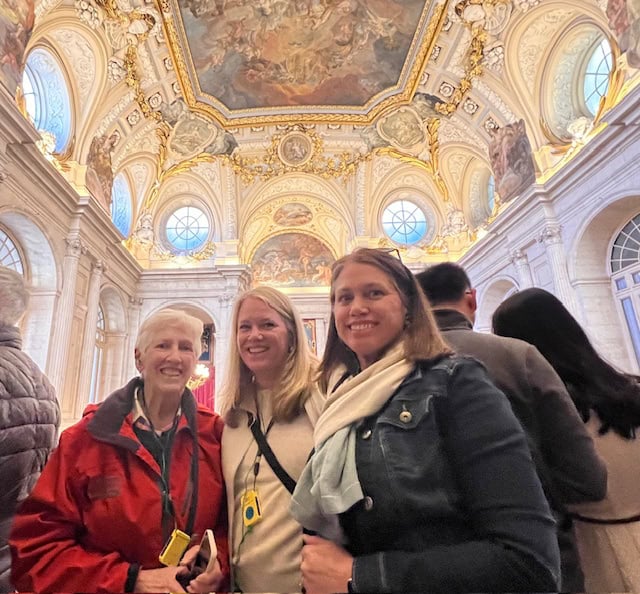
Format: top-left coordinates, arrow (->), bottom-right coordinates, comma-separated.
47,234 -> 86,411
74,260 -> 105,417
509,248 -> 533,288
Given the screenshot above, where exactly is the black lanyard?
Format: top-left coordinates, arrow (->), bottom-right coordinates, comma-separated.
247,412 -> 297,494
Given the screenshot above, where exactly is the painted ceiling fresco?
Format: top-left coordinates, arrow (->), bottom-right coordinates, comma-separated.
164,0 -> 445,123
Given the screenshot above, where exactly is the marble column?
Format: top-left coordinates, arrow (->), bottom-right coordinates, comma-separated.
538,224 -> 580,317
213,292 -> 236,401
125,297 -> 143,381
509,249 -> 534,288
355,163 -> 366,237
74,260 -> 105,417
47,234 -> 86,414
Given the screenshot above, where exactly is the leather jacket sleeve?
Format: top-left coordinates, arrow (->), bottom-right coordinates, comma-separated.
525,345 -> 607,504
352,358 -> 560,593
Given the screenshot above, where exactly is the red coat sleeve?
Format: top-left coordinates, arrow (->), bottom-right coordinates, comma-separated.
9,430 -> 132,593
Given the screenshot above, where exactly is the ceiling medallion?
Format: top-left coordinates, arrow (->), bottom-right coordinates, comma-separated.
222,126 -> 371,186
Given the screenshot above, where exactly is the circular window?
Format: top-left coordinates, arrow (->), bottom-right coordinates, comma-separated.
382,200 -> 427,245
165,206 -> 210,252
22,49 -> 72,153
583,39 -> 612,116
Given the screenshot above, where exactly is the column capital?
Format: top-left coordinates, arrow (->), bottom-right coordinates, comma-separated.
538,224 -> 563,246
65,235 -> 88,258
128,296 -> 143,307
509,248 -> 529,266
0,169 -> 8,183
92,259 -> 107,275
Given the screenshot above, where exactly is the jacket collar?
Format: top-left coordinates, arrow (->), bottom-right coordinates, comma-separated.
433,308 -> 473,332
87,377 -> 198,451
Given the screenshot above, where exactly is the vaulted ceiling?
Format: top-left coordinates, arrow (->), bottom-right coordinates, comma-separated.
20,0 -> 632,269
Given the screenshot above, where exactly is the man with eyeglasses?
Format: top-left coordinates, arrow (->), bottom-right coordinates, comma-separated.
416,262 -> 607,593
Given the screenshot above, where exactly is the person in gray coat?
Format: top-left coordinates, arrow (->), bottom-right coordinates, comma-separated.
0,266 -> 60,592
416,263 -> 607,593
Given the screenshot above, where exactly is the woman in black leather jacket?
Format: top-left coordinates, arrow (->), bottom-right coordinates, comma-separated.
290,248 -> 560,593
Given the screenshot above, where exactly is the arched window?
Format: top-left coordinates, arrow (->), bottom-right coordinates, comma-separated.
0,227 -> 24,273
165,205 -> 210,252
22,48 -> 72,153
89,305 -> 106,404
583,38 -> 612,116
111,173 -> 133,237
381,200 -> 427,245
610,213 -> 640,370
487,175 -> 496,214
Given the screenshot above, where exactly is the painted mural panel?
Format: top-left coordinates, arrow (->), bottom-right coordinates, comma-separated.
0,0 -> 35,95
178,0 -> 427,109
607,0 -> 640,68
251,232 -> 334,287
273,202 -> 313,226
488,119 -> 536,203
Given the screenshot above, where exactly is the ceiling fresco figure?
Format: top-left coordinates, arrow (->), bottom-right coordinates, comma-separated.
0,0 -> 34,96
179,0 -> 426,109
488,119 -> 536,203
85,132 -> 119,212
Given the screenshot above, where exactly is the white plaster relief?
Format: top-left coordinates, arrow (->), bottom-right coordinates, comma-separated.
112,120 -> 160,166
440,115 -> 487,155
193,163 -> 222,197
355,164 -> 366,236
50,29 -> 96,104
518,9 -> 576,94
372,157 -> 396,187
226,167 -> 237,238
95,91 -> 135,137
38,0 -> 64,20
446,153 -> 470,187
473,79 -> 517,122
130,162 -> 151,203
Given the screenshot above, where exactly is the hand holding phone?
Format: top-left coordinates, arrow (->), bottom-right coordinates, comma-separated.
176,530 -> 218,590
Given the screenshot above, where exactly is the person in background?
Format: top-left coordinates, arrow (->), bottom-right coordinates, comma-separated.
0,266 -> 60,592
493,287 -> 640,593
218,286 -> 322,593
416,263 -> 606,592
291,248 -> 560,594
10,308 -> 228,593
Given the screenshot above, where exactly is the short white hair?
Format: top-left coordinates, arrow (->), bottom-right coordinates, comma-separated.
135,308 -> 204,358
0,266 -> 29,327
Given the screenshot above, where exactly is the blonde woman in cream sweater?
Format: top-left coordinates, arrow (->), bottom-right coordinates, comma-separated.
219,286 -> 322,593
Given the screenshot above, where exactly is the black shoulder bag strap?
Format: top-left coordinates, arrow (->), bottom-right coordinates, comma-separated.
248,412 -> 297,495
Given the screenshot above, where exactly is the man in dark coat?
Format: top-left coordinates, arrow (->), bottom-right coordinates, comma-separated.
0,266 -> 59,591
416,262 -> 607,593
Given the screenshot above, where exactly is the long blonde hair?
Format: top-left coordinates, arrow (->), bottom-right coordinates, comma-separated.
218,286 -> 318,425
318,248 -> 451,392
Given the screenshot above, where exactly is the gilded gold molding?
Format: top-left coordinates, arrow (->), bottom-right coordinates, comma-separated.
375,118 -> 449,201
220,126 -> 371,186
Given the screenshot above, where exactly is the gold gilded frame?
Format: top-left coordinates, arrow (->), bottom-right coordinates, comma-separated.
156,0 -> 450,127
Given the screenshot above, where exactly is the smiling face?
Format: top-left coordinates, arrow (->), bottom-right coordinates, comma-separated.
332,262 -> 407,369
135,322 -> 198,402
237,296 -> 291,389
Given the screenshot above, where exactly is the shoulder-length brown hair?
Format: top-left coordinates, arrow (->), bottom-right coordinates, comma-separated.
318,248 -> 451,392
218,286 -> 318,425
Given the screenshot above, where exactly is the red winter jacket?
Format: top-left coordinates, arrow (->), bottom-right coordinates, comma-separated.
10,377 -> 229,593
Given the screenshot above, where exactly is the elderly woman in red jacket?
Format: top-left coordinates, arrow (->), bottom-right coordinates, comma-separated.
10,308 -> 228,593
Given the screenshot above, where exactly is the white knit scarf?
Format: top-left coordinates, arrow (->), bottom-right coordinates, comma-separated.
290,343 -> 413,538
